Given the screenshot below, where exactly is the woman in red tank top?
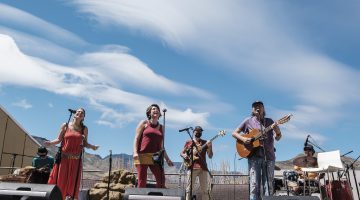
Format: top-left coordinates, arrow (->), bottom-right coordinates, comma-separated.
133,104 -> 174,188
45,108 -> 99,200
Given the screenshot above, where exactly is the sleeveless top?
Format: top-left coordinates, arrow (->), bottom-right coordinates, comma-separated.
138,121 -> 163,154
62,127 -> 83,155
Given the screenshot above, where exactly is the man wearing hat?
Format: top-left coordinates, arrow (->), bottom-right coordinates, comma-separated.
181,126 -> 213,200
232,101 -> 282,200
32,146 -> 54,170
293,144 -> 318,175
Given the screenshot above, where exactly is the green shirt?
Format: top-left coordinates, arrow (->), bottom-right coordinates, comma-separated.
32,156 -> 54,170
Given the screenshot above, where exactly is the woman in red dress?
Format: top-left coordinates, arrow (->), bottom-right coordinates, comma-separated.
45,108 -> 99,200
133,104 -> 174,188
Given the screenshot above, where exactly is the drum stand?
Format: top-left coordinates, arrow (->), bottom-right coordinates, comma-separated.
285,177 -> 290,196
302,172 -> 312,197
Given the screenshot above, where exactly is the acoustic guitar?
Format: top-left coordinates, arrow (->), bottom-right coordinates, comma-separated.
236,114 -> 292,158
183,130 -> 226,168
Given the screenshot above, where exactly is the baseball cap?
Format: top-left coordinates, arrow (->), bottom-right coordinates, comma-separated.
37,146 -> 48,155
252,101 -> 264,107
193,126 -> 204,132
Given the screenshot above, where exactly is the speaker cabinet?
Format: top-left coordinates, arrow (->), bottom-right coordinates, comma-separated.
79,189 -> 89,200
0,182 -> 62,200
124,188 -> 185,200
263,196 -> 320,200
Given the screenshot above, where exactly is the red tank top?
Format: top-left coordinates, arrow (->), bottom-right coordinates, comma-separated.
138,121 -> 163,153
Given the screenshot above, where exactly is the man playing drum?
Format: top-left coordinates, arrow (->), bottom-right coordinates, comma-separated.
292,144 -> 320,195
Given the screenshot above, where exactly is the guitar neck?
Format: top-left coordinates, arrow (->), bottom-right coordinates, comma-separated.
201,135 -> 219,149
263,123 -> 275,133
255,122 -> 276,140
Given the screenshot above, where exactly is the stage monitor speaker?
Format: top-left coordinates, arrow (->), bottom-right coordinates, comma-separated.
78,189 -> 89,200
124,188 -> 185,200
263,196 -> 320,200
0,182 -> 62,200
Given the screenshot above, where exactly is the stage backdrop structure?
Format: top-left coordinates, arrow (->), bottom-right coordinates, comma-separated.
0,105 -> 41,175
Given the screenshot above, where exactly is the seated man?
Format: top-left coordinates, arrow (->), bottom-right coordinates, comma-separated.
294,144 -> 318,179
30,146 -> 54,183
292,144 -> 320,194
32,146 -> 54,170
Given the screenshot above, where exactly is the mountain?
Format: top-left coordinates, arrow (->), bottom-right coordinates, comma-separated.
276,153 -> 360,170
32,136 -> 183,179
32,136 -> 360,177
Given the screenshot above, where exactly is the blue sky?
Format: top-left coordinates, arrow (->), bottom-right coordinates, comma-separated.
1,1 -> 360,171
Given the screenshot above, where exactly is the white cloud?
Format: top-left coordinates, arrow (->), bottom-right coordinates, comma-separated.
0,34 -> 223,128
0,26 -> 78,64
12,99 -> 32,109
76,52 -> 213,98
95,120 -> 116,128
0,3 -> 88,48
70,0 -> 360,141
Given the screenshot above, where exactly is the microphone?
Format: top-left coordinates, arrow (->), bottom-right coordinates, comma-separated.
68,109 -> 76,114
304,135 -> 310,146
163,108 -> 167,113
179,127 -> 193,132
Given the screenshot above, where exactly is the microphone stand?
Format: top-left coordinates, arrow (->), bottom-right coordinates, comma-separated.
191,138 -> 213,200
107,150 -> 112,200
185,128 -> 195,200
258,116 -> 270,197
307,140 -> 325,153
160,108 -> 167,188
10,153 -> 18,174
70,135 -> 84,200
350,156 -> 360,200
56,110 -> 73,185
339,151 -> 354,180
341,155 -> 360,199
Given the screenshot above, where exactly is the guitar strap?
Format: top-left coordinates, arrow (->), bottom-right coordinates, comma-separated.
191,139 -> 211,174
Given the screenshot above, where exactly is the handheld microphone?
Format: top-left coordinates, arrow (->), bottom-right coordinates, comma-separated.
179,127 -> 193,132
304,135 -> 310,146
163,108 -> 167,113
68,109 -> 76,114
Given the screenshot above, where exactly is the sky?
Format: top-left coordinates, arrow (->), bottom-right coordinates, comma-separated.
1,1 -> 360,171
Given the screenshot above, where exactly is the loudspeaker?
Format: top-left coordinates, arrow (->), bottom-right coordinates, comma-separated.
78,189 -> 89,200
263,196 -> 320,200
123,188 -> 185,200
0,182 -> 62,200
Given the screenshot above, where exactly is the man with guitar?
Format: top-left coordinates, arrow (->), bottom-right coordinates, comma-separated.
232,101 -> 282,200
181,126 -> 213,200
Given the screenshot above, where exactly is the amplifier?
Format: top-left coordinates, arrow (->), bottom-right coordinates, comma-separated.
124,188 -> 185,200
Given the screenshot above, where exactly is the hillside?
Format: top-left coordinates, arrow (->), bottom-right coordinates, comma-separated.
276,153 -> 360,170
32,136 -> 360,177
32,136 -> 183,180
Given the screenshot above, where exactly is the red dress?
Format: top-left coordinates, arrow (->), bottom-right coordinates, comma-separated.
48,128 -> 83,200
